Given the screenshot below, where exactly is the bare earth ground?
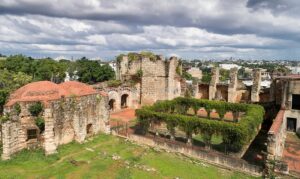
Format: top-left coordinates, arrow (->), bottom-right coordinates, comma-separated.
110,108 -> 136,127
283,133 -> 300,174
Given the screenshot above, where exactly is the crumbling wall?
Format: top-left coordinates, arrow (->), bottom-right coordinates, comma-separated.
209,67 -> 219,100
1,121 -> 21,160
228,68 -> 238,103
267,110 -> 286,159
2,102 -> 41,160
49,94 -> 110,146
251,69 -> 261,102
116,55 -> 181,106
141,58 -> 167,105
2,94 -> 110,159
198,84 -> 209,99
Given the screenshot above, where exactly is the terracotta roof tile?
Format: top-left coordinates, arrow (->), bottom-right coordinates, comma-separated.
5,81 -> 104,107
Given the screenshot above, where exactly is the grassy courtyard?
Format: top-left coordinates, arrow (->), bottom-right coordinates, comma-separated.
0,134 -> 258,179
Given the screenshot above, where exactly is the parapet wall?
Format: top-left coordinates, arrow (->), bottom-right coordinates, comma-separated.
267,110 -> 286,159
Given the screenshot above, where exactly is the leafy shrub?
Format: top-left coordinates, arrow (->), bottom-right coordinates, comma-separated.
14,103 -> 21,115
136,97 -> 264,151
0,114 -> 10,123
107,80 -> 122,87
28,102 -> 43,116
35,116 -> 45,132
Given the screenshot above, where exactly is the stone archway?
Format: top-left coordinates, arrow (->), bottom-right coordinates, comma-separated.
121,94 -> 129,108
108,90 -> 121,112
109,99 -> 116,111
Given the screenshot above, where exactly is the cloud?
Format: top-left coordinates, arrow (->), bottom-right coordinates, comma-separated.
0,0 -> 299,59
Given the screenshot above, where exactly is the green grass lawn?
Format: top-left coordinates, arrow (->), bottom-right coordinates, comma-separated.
0,134 -> 259,179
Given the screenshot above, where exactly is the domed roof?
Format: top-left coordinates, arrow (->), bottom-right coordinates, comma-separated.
6,81 -> 100,107
59,81 -> 97,97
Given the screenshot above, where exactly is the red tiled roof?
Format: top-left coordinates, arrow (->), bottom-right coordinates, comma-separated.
269,110 -> 285,134
5,81 -> 105,107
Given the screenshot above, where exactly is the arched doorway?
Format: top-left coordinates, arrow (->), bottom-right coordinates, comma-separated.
121,94 -> 129,109
109,99 -> 116,111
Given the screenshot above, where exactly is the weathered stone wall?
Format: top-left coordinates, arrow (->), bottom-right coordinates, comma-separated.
209,67 -> 219,100
216,85 -> 228,101
2,93 -> 110,159
228,68 -> 238,103
198,84 -> 209,99
123,134 -> 262,176
116,55 -> 181,106
267,110 -> 286,159
251,69 -> 261,102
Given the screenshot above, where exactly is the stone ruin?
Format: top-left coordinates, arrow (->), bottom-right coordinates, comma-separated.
251,69 -> 262,102
1,81 -> 110,160
196,67 -> 264,103
115,54 -> 182,106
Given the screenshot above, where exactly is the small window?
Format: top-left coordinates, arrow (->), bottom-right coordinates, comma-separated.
287,118 -> 297,132
292,94 -> 300,110
27,129 -> 37,140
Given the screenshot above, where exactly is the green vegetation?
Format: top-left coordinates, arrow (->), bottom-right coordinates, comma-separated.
0,55 -> 115,112
13,103 -> 21,115
0,134 -> 257,178
28,102 -> 44,117
35,116 -> 45,132
107,80 -> 122,87
116,51 -> 160,64
136,97 -> 264,151
76,57 -> 115,84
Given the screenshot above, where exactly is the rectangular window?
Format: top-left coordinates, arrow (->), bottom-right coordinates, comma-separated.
292,94 -> 300,110
27,129 -> 37,140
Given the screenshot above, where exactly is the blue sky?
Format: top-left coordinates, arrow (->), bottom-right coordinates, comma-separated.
0,0 -> 300,60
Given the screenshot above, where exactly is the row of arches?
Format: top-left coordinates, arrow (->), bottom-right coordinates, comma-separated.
108,92 -> 129,112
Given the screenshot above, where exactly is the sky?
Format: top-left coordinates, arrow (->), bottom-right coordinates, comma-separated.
0,0 -> 300,60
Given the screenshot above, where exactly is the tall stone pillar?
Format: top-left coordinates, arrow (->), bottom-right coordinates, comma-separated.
228,68 -> 238,103
44,108 -> 57,155
251,69 -> 261,102
167,57 -> 179,100
209,67 -> 219,100
1,121 -> 19,160
281,80 -> 288,109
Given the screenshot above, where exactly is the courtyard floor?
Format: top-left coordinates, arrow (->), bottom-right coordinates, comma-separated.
0,134 -> 256,179
110,108 -> 136,127
283,133 -> 300,174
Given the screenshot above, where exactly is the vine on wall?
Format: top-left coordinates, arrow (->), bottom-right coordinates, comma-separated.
136,97 -> 264,152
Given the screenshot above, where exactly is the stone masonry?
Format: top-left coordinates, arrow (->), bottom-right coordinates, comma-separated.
116,55 -> 181,105
228,68 -> 238,103
251,69 -> 262,102
209,67 -> 219,100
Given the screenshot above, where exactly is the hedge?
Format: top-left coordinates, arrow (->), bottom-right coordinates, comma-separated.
136,97 -> 264,151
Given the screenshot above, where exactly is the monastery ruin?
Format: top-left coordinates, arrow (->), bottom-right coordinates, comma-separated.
1,81 -> 110,160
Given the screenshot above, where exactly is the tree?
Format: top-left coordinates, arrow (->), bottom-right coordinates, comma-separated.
76,59 -> 115,84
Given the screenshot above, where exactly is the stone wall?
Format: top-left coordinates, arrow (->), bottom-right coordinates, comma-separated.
1,93 -> 110,159
251,69 -> 262,102
209,67 -> 219,100
228,68 -> 238,103
267,110 -> 286,159
116,55 -> 181,106
124,134 -> 262,176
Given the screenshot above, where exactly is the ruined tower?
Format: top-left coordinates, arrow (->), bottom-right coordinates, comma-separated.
227,68 -> 238,103
251,68 -> 261,102
209,67 -> 219,100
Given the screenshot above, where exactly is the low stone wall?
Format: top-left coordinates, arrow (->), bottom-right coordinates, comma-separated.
122,134 -> 262,176
267,110 -> 286,158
